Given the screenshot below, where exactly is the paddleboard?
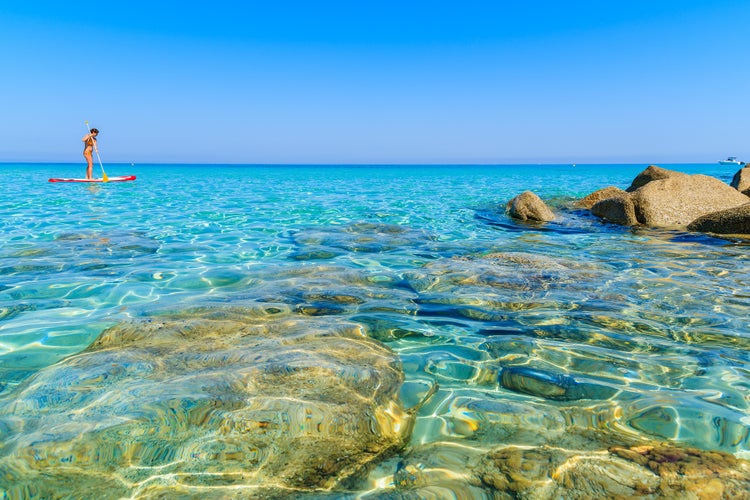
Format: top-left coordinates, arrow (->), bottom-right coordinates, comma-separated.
48,175 -> 136,183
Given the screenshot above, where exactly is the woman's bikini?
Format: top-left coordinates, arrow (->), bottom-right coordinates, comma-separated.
83,135 -> 96,155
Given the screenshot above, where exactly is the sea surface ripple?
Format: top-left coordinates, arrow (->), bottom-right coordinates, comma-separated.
1,162 -> 748,496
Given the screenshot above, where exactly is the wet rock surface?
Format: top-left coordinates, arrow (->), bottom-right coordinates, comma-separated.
626,164 -> 682,192
506,191 -> 556,222
687,203 -> 750,235
630,173 -> 749,228
574,185 -> 628,209
731,165 -> 750,196
581,165 -> 750,232
591,193 -> 639,225
0,308 -> 412,498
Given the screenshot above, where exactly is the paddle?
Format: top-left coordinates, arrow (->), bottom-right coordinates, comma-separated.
85,121 -> 108,182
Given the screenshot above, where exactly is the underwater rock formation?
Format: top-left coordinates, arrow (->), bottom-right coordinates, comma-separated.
291,222 -> 438,255
403,252 -> 601,322
405,252 -> 598,297
0,308 -> 412,498
475,444 -> 750,499
237,262 -> 415,318
362,433 -> 750,499
499,366 -> 618,401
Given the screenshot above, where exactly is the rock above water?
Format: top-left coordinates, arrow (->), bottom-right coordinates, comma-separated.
581,166 -> 750,230
574,186 -> 628,209
630,172 -> 750,228
626,164 -> 681,192
687,203 -> 750,235
591,193 -> 639,226
731,165 -> 750,196
0,308 -> 411,498
507,191 -> 555,222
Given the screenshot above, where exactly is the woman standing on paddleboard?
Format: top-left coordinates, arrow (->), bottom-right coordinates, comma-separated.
82,128 -> 99,180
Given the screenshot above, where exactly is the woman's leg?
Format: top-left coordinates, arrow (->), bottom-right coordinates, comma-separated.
84,152 -> 93,179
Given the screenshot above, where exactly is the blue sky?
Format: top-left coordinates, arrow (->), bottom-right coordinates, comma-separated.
1,0 -> 748,164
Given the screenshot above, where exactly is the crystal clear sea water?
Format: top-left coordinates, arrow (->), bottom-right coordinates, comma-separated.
1,162 -> 749,497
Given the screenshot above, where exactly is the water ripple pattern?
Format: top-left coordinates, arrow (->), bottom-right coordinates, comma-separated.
1,163 -> 749,497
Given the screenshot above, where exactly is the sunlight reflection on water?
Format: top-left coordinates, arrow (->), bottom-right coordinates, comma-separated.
1,163 -> 749,496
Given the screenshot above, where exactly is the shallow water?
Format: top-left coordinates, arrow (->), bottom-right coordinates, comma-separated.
1,162 -> 749,496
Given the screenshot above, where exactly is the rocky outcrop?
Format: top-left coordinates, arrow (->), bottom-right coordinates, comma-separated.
574,186 -> 627,209
687,203 -> 750,235
626,165 -> 682,192
506,191 -> 555,222
0,308 -> 414,498
731,166 -> 750,196
591,193 -> 639,225
630,173 -> 750,227
581,166 -> 750,230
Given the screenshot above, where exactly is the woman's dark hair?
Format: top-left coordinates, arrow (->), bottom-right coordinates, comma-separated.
90,128 -> 99,134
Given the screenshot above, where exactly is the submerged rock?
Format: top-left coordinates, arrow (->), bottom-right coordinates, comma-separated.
405,252 -> 596,294
291,222 -> 437,254
506,191 -> 555,222
0,308 -> 413,498
230,263 -> 413,318
437,396 -> 567,445
361,443 -> 492,499
475,444 -> 750,499
403,252 -> 600,322
499,366 -> 618,401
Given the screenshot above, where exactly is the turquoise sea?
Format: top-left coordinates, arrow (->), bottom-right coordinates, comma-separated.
1,162 -> 749,497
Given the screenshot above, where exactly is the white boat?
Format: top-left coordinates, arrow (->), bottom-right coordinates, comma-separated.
718,156 -> 744,165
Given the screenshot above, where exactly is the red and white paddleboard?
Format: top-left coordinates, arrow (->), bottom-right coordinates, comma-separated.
48,175 -> 137,183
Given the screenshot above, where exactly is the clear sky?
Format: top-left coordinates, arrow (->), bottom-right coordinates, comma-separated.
1,0 -> 748,164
